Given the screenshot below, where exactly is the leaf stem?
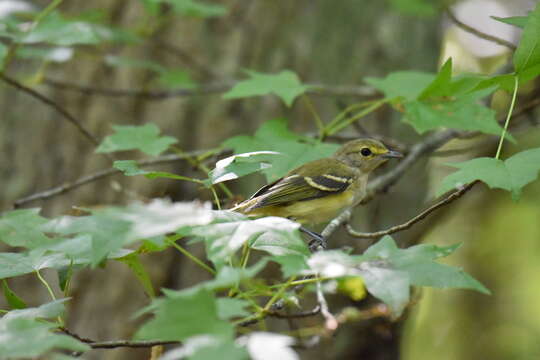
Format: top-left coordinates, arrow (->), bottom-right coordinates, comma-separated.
324,101 -> 375,134
36,270 -> 56,301
36,270 -> 64,326
209,186 -> 222,210
269,276 -> 329,289
263,276 -> 297,312
167,238 -> 216,275
495,76 -> 519,160
302,95 -> 325,139
327,99 -> 386,135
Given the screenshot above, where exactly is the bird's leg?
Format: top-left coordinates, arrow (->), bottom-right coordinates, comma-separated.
300,226 -> 327,251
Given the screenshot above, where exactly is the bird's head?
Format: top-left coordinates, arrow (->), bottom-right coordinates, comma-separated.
333,138 -> 403,173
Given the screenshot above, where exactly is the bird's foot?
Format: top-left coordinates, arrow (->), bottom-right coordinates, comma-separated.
300,227 -> 327,252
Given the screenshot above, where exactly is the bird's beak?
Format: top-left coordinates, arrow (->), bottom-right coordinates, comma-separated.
382,150 -> 403,159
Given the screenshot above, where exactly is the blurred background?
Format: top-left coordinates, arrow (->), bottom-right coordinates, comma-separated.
1,0 -> 540,359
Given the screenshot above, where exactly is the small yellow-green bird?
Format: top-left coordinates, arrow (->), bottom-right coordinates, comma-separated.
232,139 -> 402,245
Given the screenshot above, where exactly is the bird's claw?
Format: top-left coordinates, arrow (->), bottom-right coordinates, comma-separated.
308,237 -> 327,252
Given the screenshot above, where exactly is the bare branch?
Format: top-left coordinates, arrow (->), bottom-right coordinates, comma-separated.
13,150 -> 217,208
59,327 -> 178,349
322,129 -> 462,238
43,78 -> 234,99
316,281 -> 338,332
0,73 -> 103,148
321,92 -> 540,239
89,339 -> 178,349
270,306 -> 321,319
42,77 -> 378,100
347,182 -> 477,238
446,8 -> 516,51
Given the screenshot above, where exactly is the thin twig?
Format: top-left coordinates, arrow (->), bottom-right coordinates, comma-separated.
446,8 -> 516,51
270,306 -> 321,319
321,93 -> 540,239
0,73 -> 103,147
43,78 -> 234,99
59,327 -> 179,349
316,281 -> 338,331
87,340 -> 179,349
347,182 -> 477,238
42,77 -> 378,100
237,306 -> 322,327
12,150 -> 219,208
321,129 -> 461,238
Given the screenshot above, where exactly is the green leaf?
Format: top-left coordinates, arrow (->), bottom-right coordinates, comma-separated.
249,224 -> 310,257
117,253 -> 155,298
216,298 -> 250,320
224,118 -> 339,181
21,12 -> 126,46
166,0 -> 228,18
96,124 -> 178,156
404,88 -> 503,136
374,60 -> 506,136
223,70 -> 309,107
2,280 -> 27,309
114,160 -> 202,183
161,337 -> 247,360
472,73 -> 516,93
514,3 -> 540,76
113,160 -> 151,176
492,15 -> 528,28
57,264 -> 74,293
5,298 -> 69,319
360,236 -> 488,316
0,300 -> 89,358
17,47 -> 74,63
271,255 -> 309,278
205,151 -> 280,185
45,199 -> 214,265
307,237 -> 488,317
135,287 -> 234,341
388,0 -> 436,17
0,252 -> 70,280
438,148 -> 540,199
418,58 -> 453,99
365,71 -> 435,101
187,213 -> 308,267
0,208 -> 53,249
204,260 -> 268,290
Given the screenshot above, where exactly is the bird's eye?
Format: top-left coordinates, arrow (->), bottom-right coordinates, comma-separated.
360,147 -> 372,157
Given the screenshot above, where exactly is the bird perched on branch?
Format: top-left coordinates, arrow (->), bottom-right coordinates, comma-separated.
231,138 -> 403,248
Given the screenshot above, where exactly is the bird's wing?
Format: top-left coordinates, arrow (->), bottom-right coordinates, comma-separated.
246,159 -> 356,210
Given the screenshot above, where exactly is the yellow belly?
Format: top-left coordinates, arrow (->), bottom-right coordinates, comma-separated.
247,191 -> 355,224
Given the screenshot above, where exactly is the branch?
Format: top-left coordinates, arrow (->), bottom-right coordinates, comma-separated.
89,339 -> 178,349
446,8 -> 516,51
316,281 -> 338,332
12,150 -> 217,208
43,78 -> 234,99
322,94 -> 540,239
347,182 -> 476,238
269,306 -> 321,319
59,328 -> 178,349
323,134 -> 464,237
321,129 -> 461,238
0,73 -> 103,148
42,77 -> 378,100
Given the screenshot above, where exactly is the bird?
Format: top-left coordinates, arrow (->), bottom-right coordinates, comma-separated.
231,138 -> 403,249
